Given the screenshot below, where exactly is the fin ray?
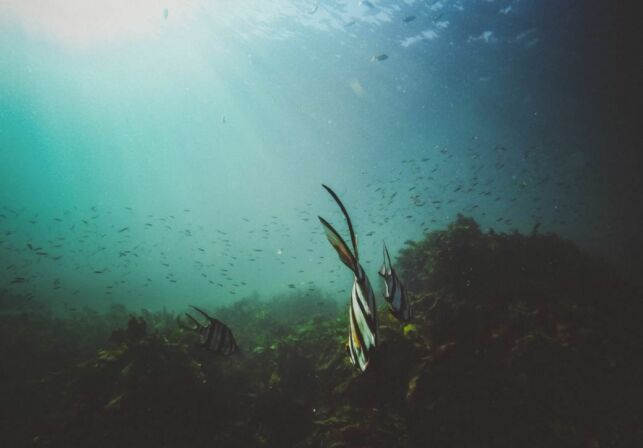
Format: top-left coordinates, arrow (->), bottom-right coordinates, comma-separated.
318,216 -> 357,272
383,242 -> 392,268
322,184 -> 359,260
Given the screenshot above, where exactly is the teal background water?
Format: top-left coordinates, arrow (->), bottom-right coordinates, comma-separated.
0,1 -> 639,312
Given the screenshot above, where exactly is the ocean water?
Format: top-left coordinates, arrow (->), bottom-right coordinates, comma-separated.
1,0 -> 636,314
1,1 -> 641,447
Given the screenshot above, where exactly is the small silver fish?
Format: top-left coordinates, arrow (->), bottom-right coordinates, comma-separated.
371,54 -> 388,62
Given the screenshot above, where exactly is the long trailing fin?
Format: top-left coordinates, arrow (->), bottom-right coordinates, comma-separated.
322,184 -> 359,261
383,242 -> 392,268
177,314 -> 198,332
378,241 -> 387,278
318,216 -> 357,272
190,305 -> 214,323
185,313 -> 202,329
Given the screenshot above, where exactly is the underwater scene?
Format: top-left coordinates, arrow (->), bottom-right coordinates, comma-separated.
1,1 -> 641,447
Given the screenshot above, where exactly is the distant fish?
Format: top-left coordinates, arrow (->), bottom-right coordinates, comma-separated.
318,184 -> 378,372
308,4 -> 318,14
371,54 -> 388,62
360,0 -> 375,8
379,243 -> 412,322
178,306 -> 239,355
402,15 -> 416,23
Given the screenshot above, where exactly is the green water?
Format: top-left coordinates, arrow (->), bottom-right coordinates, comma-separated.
0,1 -> 639,313
1,3 -> 641,448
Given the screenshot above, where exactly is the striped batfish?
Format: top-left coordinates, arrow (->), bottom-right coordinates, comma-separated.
178,306 -> 239,355
318,184 -> 378,372
379,243 -> 412,322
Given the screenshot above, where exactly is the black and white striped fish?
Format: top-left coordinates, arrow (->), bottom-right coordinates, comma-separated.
379,243 -> 412,322
318,184 -> 378,372
178,306 -> 239,355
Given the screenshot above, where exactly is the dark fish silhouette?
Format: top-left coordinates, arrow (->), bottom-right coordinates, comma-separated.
371,54 -> 388,62
178,306 -> 239,355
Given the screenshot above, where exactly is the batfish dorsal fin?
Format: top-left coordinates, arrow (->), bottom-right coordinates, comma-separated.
190,305 -> 214,323
383,242 -> 392,268
322,184 -> 359,261
177,314 -> 199,332
184,313 -> 202,331
319,216 -> 357,273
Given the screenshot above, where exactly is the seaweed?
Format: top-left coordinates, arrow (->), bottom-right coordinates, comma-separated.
1,216 -> 642,447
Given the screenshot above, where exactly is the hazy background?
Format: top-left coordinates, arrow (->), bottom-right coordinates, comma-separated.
1,0 -> 639,313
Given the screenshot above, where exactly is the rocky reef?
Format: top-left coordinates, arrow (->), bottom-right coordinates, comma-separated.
1,215 -> 641,447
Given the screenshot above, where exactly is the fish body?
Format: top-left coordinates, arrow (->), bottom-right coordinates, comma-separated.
371,54 -> 388,62
180,306 -> 239,355
379,243 -> 412,322
347,264 -> 378,370
319,184 -> 378,372
402,15 -> 416,23
196,318 -> 238,355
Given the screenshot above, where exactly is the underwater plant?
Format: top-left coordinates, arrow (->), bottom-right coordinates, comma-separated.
1,216 -> 642,447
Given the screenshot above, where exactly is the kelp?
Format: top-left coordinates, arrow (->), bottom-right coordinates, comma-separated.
1,216 -> 642,447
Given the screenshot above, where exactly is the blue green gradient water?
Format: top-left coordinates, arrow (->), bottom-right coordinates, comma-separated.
0,1 -> 636,313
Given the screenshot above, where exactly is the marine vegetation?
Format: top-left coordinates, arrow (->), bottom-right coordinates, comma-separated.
1,215 -> 642,447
